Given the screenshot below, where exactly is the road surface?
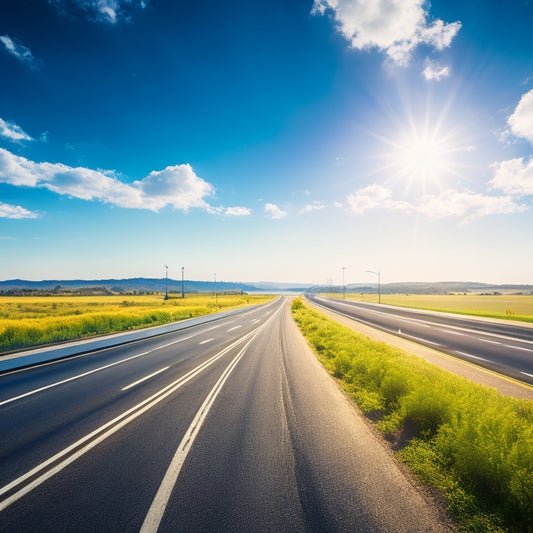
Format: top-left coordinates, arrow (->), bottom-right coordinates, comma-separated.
0,297 -> 452,532
308,295 -> 533,386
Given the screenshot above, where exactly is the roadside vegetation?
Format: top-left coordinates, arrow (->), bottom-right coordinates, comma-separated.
0,293 -> 274,353
292,298 -> 533,533
321,293 -> 533,323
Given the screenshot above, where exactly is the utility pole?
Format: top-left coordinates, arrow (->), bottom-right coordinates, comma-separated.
164,264 -> 168,300
342,266 -> 346,299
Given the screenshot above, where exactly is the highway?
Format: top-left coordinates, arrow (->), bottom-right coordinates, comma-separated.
0,297 -> 452,532
308,295 -> 533,386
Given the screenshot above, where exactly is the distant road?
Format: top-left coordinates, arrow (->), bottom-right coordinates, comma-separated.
0,297 -> 451,532
308,295 -> 533,386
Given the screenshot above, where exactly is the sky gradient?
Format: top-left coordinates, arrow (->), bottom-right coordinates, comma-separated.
1,0 -> 532,286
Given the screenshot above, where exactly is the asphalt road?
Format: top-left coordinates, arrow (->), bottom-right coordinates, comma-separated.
0,296 -> 452,532
308,295 -> 533,386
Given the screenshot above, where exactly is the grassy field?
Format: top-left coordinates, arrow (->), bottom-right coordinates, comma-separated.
322,293 -> 533,323
292,298 -> 533,533
0,293 -> 275,353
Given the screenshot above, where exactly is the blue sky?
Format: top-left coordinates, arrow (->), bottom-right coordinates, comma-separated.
1,0 -> 532,285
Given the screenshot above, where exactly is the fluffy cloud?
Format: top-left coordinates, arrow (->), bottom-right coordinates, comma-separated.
0,201 -> 38,219
264,203 -> 287,219
0,35 -> 38,69
300,201 -> 325,214
0,147 -> 221,212
312,0 -> 461,65
50,0 -> 148,24
491,157 -> 533,196
224,206 -> 251,216
346,183 -> 524,221
417,189 -> 524,221
507,89 -> 533,145
422,59 -> 450,81
0,118 -> 33,143
347,184 -> 410,214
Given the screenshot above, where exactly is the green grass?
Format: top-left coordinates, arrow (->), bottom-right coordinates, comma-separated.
291,298 -> 533,532
322,293 -> 533,323
0,294 -> 275,353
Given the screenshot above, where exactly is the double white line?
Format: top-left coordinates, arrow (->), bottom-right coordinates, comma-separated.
0,306 -> 281,515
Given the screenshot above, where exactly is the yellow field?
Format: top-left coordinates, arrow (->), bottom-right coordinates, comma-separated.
323,293 -> 533,321
0,293 -> 275,353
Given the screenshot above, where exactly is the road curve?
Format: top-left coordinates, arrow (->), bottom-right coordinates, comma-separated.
0,297 -> 453,532
308,295 -> 533,386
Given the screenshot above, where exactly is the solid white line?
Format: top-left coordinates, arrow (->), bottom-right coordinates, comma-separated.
122,367 -> 169,391
521,372 -> 533,378
456,351 -> 488,362
227,326 -> 242,332
0,322 -> 267,511
198,338 -> 214,345
140,303 -> 283,533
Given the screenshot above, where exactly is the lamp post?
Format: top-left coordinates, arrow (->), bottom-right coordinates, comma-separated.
366,269 -> 380,304
214,273 -> 218,307
181,266 -> 185,299
342,266 -> 346,299
163,264 -> 168,300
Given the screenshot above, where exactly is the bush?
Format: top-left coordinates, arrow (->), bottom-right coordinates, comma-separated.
292,298 -> 533,532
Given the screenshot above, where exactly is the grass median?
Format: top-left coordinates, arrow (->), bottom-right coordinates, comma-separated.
291,298 -> 533,533
0,294 -> 275,353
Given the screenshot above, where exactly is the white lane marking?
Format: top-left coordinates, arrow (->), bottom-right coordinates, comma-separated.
0,334 -> 198,408
441,330 -> 465,336
479,338 -> 501,345
227,326 -> 242,332
198,338 -> 214,345
521,372 -> 533,379
505,345 -> 533,352
121,367 -> 169,391
456,351 -> 488,362
205,325 -> 221,331
0,318 -> 274,512
140,302 -> 283,533
250,319 -> 260,324
317,297 -> 533,345
401,333 -> 442,346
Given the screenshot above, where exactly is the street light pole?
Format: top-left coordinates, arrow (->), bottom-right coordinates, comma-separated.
366,269 -> 381,304
181,266 -> 184,299
342,266 -> 346,299
164,264 -> 168,300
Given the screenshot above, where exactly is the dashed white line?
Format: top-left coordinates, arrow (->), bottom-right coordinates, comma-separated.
122,367 -> 169,391
401,333 -> 442,346
198,338 -> 215,345
441,330 -> 465,336
506,345 -> 533,352
227,326 -> 242,332
521,372 -> 533,379
456,351 -> 488,362
479,338 -> 501,345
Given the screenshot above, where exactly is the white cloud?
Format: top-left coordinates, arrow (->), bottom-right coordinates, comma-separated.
0,35 -> 38,69
507,89 -> 533,145
347,184 -> 411,214
50,0 -> 148,24
417,189 -> 524,222
0,201 -> 38,219
224,206 -> 251,216
491,157 -> 533,196
300,201 -> 325,214
264,203 -> 287,219
422,58 -> 450,81
0,118 -> 33,143
346,183 -> 524,222
312,0 -> 461,66
0,147 -> 217,212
